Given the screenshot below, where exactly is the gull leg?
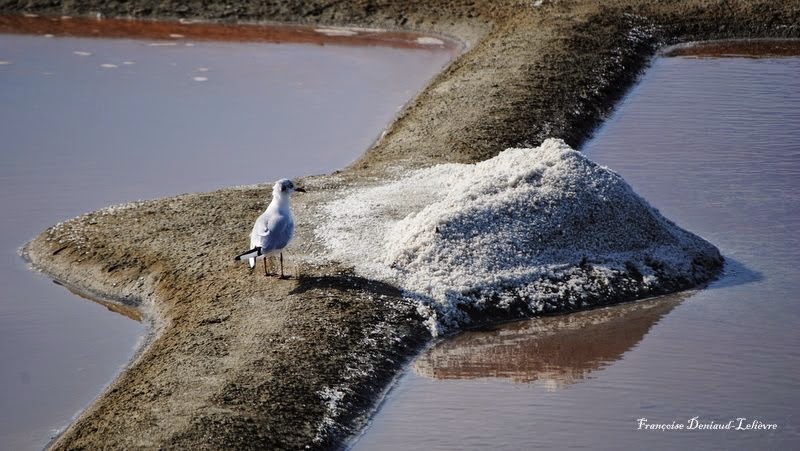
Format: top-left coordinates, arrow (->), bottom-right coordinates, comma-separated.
280,252 -> 285,279
263,257 -> 268,277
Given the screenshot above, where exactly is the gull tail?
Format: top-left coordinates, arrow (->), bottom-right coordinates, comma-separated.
234,247 -> 262,268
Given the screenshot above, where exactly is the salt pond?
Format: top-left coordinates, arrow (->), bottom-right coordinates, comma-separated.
352,52 -> 800,450
0,24 -> 455,450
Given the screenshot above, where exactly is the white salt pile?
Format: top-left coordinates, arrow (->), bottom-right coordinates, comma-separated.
319,139 -> 722,335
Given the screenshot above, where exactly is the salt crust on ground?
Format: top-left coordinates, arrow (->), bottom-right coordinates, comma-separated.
319,139 -> 721,335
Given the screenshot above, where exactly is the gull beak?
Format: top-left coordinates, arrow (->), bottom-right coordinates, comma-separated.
295,187 -> 306,193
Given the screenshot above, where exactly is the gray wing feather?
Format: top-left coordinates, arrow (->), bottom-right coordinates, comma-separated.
257,213 -> 293,252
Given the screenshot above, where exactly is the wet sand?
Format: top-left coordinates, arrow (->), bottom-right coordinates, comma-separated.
4,0 -> 800,449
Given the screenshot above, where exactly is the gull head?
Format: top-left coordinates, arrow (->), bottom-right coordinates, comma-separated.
273,178 -> 306,196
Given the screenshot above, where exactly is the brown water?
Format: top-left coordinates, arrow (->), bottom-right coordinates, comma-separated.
352,53 -> 800,449
0,22 -> 455,450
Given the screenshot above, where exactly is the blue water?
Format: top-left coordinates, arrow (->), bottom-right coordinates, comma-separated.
353,55 -> 800,450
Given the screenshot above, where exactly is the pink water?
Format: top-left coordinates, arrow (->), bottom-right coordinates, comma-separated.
0,29 -> 455,450
352,54 -> 800,450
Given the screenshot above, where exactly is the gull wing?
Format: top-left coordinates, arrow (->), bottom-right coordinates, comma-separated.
255,212 -> 292,253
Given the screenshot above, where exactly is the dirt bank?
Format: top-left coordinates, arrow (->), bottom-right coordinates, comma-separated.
4,0 -> 799,449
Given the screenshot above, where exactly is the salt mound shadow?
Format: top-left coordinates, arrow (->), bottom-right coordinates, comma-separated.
319,139 -> 722,334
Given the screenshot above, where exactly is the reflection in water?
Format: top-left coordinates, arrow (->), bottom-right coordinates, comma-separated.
414,295 -> 683,387
54,281 -> 142,322
354,50 -> 800,451
665,39 -> 800,58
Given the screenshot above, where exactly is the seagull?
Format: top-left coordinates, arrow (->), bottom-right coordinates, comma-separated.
234,178 -> 305,278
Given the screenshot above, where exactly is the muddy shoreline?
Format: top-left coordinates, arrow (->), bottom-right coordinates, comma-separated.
0,14 -> 463,50
4,0 -> 799,449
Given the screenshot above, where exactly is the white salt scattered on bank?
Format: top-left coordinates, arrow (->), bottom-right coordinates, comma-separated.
415,36 -> 445,46
315,28 -> 358,37
318,139 -> 722,335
